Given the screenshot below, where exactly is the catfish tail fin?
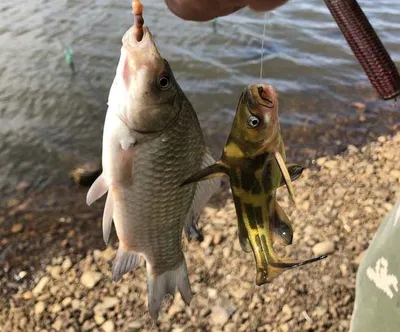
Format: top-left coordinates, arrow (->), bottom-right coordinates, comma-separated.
146,257 -> 192,319
257,255 -> 328,285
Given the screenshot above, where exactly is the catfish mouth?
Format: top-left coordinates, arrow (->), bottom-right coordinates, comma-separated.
245,85 -> 275,111
241,85 -> 275,119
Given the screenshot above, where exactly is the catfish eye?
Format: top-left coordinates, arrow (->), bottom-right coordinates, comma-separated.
247,115 -> 260,128
158,76 -> 171,90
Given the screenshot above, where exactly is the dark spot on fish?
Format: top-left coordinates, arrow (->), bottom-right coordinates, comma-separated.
229,169 -> 241,188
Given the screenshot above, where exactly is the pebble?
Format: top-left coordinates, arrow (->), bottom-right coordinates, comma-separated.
11,223 -> 23,233
50,303 -> 62,313
312,241 -> 335,256
62,297 -> 72,308
32,276 -> 50,296
127,321 -> 142,332
281,304 -> 293,322
168,303 -> 183,317
34,301 -> 45,315
95,315 -> 106,325
323,160 -> 338,169
79,309 -> 94,323
22,291 -> 33,300
80,271 -> 102,289
52,318 -> 64,331
49,266 -> 62,279
210,306 -> 230,326
62,257 -> 73,271
101,320 -> 115,332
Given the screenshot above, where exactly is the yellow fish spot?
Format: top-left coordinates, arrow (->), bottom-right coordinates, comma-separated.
224,142 -> 244,158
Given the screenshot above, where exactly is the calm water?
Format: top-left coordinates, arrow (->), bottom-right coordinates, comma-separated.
1,0 -> 399,194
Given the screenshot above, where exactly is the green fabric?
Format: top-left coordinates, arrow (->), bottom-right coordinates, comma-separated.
351,198 -> 400,332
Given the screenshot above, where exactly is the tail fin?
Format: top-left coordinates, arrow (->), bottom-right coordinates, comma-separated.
146,258 -> 192,319
256,254 -> 328,285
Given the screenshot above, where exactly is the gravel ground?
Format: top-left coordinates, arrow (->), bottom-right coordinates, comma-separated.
1,133 -> 400,331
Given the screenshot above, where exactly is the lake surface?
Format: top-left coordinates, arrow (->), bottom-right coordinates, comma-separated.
1,0 -> 399,195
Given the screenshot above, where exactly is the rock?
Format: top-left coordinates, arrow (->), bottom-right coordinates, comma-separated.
279,323 -> 290,332
351,102 -> 366,111
62,257 -> 73,271
281,304 -> 292,322
18,316 -> 28,329
102,297 -> 119,309
389,170 -> 400,180
49,266 -> 62,279
22,291 -> 33,300
62,297 -> 72,308
79,309 -> 94,323
7,199 -> 19,208
207,288 -> 218,299
70,161 -> 102,187
71,299 -> 81,311
316,157 -> 326,166
94,297 -> 119,316
34,301 -> 46,315
11,223 -> 23,233
323,160 -> 338,169
303,225 -> 314,236
312,241 -> 335,256
80,271 -> 102,289
127,321 -> 142,332
168,303 -> 183,317
95,315 -> 106,325
52,318 -> 64,331
101,247 -> 115,261
101,320 -> 115,332
210,306 -> 230,326
224,323 -> 236,332
51,303 -> 62,313
32,276 -> 50,296
365,164 -> 374,175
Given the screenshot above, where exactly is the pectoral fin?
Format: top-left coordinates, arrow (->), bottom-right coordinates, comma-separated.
274,152 -> 296,205
181,162 -> 227,187
279,164 -> 304,187
273,202 -> 293,246
86,174 -> 108,206
184,151 -> 222,240
103,191 -> 114,245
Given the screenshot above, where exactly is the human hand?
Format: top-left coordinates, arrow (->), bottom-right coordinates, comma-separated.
165,0 -> 288,21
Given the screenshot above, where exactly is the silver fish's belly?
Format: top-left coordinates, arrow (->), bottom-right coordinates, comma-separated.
113,110 -> 204,275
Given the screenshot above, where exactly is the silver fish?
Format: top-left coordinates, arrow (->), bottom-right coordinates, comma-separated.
86,25 -> 220,318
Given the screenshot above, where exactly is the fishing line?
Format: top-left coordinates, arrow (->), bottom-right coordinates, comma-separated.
259,12 -> 268,80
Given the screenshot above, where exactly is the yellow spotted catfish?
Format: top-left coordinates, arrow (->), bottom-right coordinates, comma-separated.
182,84 -> 327,285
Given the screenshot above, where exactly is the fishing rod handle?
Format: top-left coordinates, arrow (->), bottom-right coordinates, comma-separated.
324,0 -> 400,100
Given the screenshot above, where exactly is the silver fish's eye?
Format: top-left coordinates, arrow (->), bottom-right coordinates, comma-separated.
247,115 -> 260,128
158,76 -> 171,90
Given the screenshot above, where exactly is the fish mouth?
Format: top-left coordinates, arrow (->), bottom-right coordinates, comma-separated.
245,84 -> 275,111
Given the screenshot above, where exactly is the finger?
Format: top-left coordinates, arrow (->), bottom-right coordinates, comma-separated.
249,0 -> 288,11
165,0 -> 247,22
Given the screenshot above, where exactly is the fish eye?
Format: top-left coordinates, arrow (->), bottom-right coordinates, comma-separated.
158,76 -> 171,90
247,115 -> 260,128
